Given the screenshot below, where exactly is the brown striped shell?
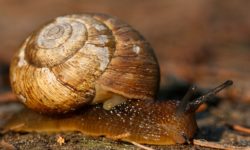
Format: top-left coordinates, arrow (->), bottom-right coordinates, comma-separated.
10,14 -> 160,114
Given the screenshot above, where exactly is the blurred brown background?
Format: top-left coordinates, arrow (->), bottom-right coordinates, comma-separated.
1,1 -> 250,149
0,0 -> 250,100
1,0 -> 249,62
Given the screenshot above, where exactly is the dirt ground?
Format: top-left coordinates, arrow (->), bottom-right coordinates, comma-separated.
0,0 -> 250,149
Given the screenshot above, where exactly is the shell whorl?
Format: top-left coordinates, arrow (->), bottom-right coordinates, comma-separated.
25,15 -> 115,69
10,14 -> 159,113
26,17 -> 88,67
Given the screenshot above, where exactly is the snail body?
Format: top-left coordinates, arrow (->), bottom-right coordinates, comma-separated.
10,13 -> 159,114
4,100 -> 197,145
4,80 -> 233,145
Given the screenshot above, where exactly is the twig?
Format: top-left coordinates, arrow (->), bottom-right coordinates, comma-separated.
0,92 -> 17,103
131,142 -> 154,150
193,139 -> 250,150
228,124 -> 250,135
56,135 -> 65,146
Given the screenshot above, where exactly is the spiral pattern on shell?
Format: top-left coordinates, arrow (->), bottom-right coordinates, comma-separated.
10,13 -> 160,114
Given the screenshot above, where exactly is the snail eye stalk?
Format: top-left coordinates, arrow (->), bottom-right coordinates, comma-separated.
177,85 -> 197,115
186,80 -> 233,112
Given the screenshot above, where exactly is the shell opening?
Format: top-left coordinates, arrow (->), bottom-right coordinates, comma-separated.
92,84 -> 127,110
103,95 -> 126,110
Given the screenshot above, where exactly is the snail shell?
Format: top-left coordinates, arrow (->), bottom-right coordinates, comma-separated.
10,14 -> 160,114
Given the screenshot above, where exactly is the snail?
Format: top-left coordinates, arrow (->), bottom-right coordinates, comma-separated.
5,13 -> 233,145
9,13 -> 160,114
